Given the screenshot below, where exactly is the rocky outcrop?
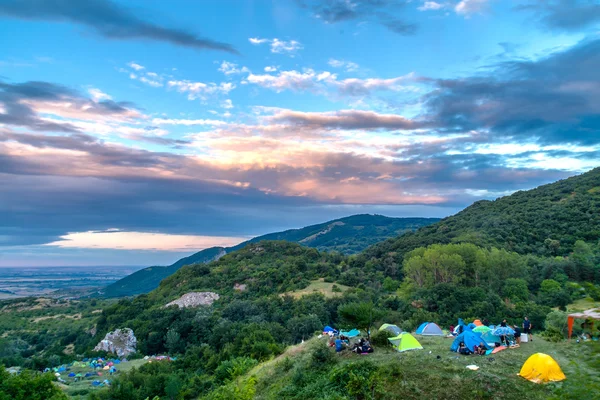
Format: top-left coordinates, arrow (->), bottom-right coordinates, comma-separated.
94,328 -> 136,357
164,292 -> 220,308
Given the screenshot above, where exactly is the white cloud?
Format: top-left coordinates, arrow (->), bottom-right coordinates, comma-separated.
128,62 -> 145,71
221,99 -> 234,109
167,80 -> 235,101
264,66 -> 277,72
328,58 -> 359,72
249,37 -> 269,45
270,38 -> 303,55
218,61 -> 249,75
152,118 -> 226,126
139,76 -> 163,87
248,37 -> 303,56
418,1 -> 445,11
88,88 -> 112,101
246,69 -> 335,92
245,68 -> 416,97
455,0 -> 489,16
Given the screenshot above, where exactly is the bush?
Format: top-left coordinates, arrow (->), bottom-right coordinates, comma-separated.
371,329 -> 394,347
310,344 -> 336,369
542,310 -> 569,342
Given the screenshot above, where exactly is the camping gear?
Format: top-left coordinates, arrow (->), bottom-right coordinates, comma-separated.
521,333 -> 529,343
481,331 -> 501,346
473,325 -> 491,334
340,329 -> 360,338
451,331 -> 491,352
492,326 -> 515,336
492,346 -> 506,354
519,353 -> 566,383
388,333 -> 423,352
379,323 -> 402,336
567,308 -> 600,339
68,372 -> 76,377
418,322 -> 444,336
466,365 -> 479,370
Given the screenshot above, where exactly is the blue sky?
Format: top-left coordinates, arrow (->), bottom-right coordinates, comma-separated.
1,0 -> 599,266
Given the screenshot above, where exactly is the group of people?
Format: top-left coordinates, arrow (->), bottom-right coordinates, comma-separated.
457,341 -> 487,355
329,335 -> 373,354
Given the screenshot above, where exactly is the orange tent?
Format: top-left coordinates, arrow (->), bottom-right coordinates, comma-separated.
567,308 -> 600,339
473,319 -> 483,326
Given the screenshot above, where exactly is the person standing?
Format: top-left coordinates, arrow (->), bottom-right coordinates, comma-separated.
513,325 -> 521,344
523,316 -> 533,342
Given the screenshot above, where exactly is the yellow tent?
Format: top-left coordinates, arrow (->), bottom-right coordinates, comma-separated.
519,353 -> 566,383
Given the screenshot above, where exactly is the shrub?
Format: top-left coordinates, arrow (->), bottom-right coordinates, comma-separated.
371,329 -> 394,347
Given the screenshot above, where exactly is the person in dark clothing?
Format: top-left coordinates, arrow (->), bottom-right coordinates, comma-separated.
513,325 -> 522,344
523,317 -> 533,342
458,342 -> 472,355
500,319 -> 507,327
483,319 -> 490,327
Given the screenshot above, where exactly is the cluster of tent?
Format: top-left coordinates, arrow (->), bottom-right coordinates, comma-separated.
380,322 -> 444,353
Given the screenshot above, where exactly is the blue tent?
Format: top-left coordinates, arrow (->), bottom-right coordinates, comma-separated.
468,323 -> 476,330
415,322 -> 429,334
68,372 -> 76,377
451,331 -> 491,352
323,326 -> 338,334
481,331 -> 501,346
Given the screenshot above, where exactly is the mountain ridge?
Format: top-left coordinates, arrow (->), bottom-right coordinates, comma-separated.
100,214 -> 440,298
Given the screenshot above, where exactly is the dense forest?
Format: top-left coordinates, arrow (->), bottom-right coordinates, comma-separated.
1,168 -> 599,399
102,215 -> 439,298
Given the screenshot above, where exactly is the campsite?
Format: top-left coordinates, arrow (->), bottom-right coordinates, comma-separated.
240,321 -> 599,400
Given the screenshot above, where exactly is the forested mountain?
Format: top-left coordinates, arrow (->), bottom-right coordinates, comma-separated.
101,215 -> 439,298
360,167 -> 600,265
3,170 -> 600,400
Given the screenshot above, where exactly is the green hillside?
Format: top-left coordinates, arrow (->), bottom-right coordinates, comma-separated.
100,215 -> 439,298
361,167 -> 600,265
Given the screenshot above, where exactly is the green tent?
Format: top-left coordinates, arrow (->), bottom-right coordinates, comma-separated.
388,333 -> 423,352
473,325 -> 491,334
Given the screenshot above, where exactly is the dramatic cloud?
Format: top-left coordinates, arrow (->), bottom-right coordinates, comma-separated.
298,0 -> 418,35
0,0 -> 238,53
248,37 -> 303,56
46,230 -> 247,251
0,80 -> 140,132
420,37 -> 600,145
268,109 -> 426,130
518,0 -> 600,32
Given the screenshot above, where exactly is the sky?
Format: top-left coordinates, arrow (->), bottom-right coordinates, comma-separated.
1,0 -> 600,267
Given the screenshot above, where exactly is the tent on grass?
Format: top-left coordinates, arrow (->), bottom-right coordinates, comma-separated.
481,331 -> 501,346
379,323 -> 402,336
415,322 -> 428,334
567,308 -> 600,339
519,353 -> 566,383
418,322 -> 444,336
340,329 -> 360,338
388,333 -> 423,352
451,331 -> 491,352
323,326 -> 338,335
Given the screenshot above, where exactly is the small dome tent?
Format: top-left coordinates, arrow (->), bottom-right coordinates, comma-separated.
388,333 -> 423,352
415,322 -> 429,335
379,323 -> 402,336
419,322 -> 444,336
519,353 -> 566,383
